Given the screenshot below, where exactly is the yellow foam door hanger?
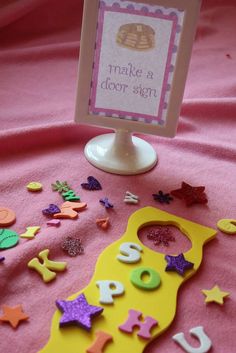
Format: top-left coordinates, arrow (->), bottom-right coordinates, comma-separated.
40,207 -> 216,353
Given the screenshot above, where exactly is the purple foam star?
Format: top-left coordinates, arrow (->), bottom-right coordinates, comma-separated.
99,197 -> 113,209
165,253 -> 194,276
56,293 -> 103,331
0,256 -> 5,263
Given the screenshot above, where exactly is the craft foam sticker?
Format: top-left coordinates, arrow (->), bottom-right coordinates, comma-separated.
20,226 -> 40,239
39,207 -> 216,353
0,229 -> 19,249
0,207 -> 16,227
217,219 -> 236,235
0,305 -> 29,329
172,326 -> 212,353
86,331 -> 113,353
28,249 -> 67,283
201,285 -> 229,305
89,0 -> 184,125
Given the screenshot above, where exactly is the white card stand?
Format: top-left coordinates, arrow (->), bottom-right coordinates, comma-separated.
84,129 -> 157,175
75,0 -> 202,176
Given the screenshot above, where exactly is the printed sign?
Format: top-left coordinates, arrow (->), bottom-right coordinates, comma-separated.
89,0 -> 184,125
75,0 -> 201,137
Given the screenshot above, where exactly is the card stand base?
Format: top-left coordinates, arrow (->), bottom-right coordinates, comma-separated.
84,129 -> 158,175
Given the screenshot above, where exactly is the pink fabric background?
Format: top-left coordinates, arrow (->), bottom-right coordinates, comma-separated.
0,1 -> 236,352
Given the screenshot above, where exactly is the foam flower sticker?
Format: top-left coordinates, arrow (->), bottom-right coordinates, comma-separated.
61,237 -> 84,257
52,181 -> 71,193
147,227 -> 175,247
152,191 -> 173,204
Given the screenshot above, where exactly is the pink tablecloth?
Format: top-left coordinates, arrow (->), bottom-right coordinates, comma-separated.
0,1 -> 235,352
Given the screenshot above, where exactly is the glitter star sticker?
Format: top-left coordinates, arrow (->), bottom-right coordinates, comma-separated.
202,285 -> 229,305
0,305 -> 29,328
171,182 -> 208,206
56,293 -> 103,331
165,253 -> 194,276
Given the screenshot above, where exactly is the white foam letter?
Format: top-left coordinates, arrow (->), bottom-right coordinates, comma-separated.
96,280 -> 125,304
116,242 -> 142,263
172,326 -> 212,353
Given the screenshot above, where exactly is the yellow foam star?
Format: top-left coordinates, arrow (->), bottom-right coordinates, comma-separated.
202,285 -> 229,305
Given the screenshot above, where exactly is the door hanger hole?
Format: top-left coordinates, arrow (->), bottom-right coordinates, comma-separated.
138,224 -> 192,255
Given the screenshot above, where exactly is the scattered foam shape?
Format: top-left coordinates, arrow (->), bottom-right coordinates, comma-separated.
172,326 -> 212,353
217,219 -> 236,235
119,309 -> 158,339
20,226 -> 40,239
96,217 -> 110,230
0,305 -> 29,328
124,191 -> 139,204
130,267 -> 161,291
86,331 -> 113,353
47,219 -> 61,227
28,249 -> 67,283
0,229 -> 19,250
27,182 -> 42,192
152,191 -> 173,204
81,176 -> 102,191
99,198 -> 113,209
53,201 -> 87,219
62,190 -> 80,202
0,256 -> 5,263
42,204 -> 61,216
56,293 -> 103,331
201,285 -> 229,305
171,182 -> 208,206
96,280 -> 125,304
0,207 -> 16,227
51,181 -> 70,193
61,236 -> 84,257
117,242 -> 143,264
165,253 -> 194,276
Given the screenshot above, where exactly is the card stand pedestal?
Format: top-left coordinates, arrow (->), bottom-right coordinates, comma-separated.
84,129 -> 158,175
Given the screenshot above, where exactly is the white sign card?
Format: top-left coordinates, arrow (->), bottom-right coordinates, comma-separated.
75,0 -> 201,137
89,0 -> 184,126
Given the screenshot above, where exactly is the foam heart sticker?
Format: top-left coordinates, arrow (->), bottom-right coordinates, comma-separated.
81,176 -> 102,191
